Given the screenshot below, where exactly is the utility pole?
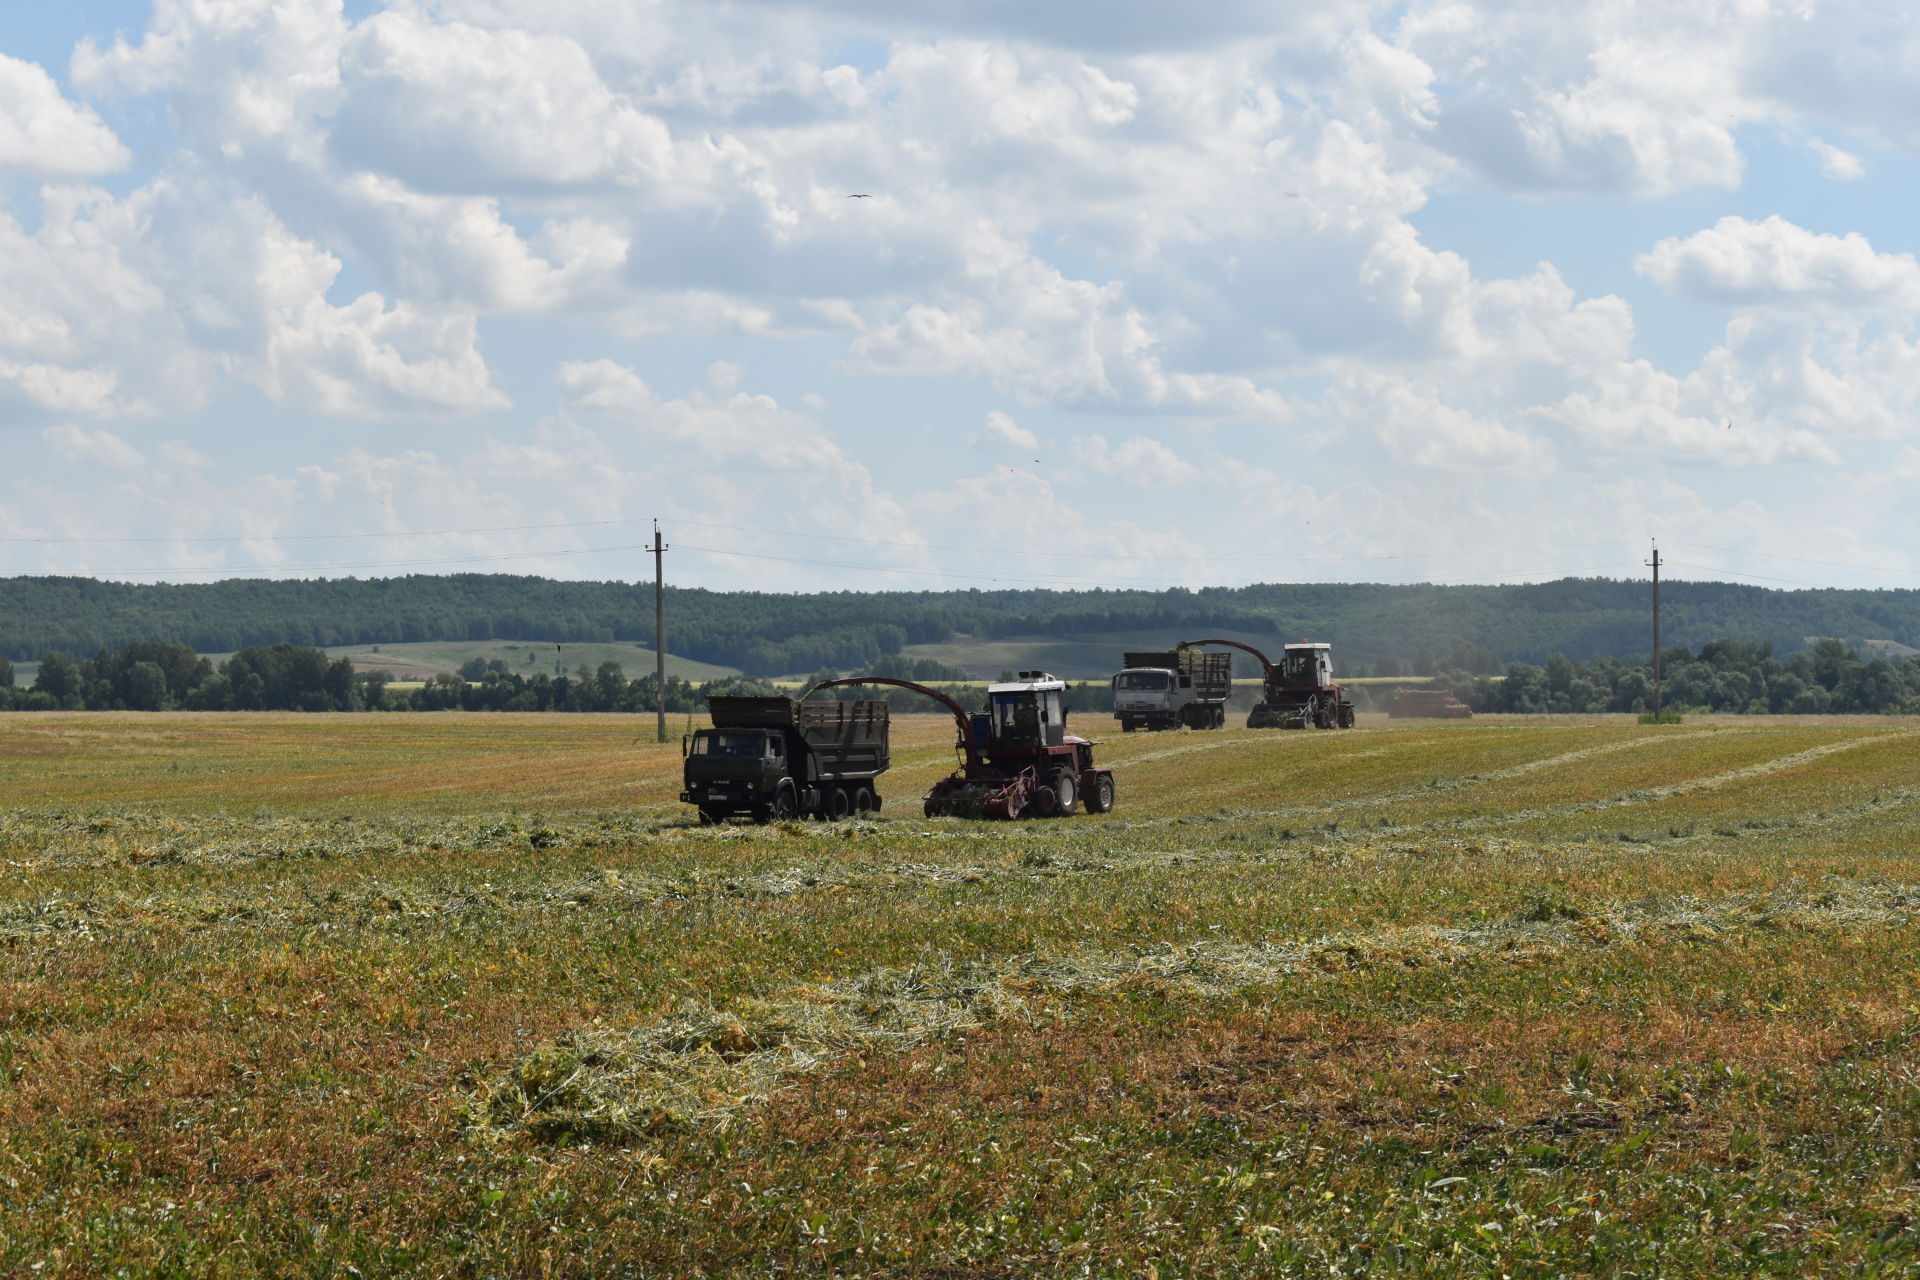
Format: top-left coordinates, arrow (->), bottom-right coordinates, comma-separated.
1646,540 -> 1662,719
651,519 -> 668,743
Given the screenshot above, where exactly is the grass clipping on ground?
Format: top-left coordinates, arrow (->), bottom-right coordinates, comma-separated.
468,880 -> 1920,1147
465,963 -> 1035,1144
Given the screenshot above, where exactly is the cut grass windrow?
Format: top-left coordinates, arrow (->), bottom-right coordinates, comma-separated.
11,778 -> 1920,944
469,879 -> 1920,1145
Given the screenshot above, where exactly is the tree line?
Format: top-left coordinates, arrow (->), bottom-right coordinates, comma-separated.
6,573 -> 1920,676
7,636 -> 1918,716
1424,638 -> 1920,716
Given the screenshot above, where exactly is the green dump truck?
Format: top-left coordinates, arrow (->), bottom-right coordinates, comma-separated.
680,695 -> 890,824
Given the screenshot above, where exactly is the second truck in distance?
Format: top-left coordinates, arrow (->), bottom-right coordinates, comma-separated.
1111,648 -> 1232,731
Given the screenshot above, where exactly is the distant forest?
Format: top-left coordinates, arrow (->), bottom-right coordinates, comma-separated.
6,637 -> 1917,716
3,573 -> 1920,675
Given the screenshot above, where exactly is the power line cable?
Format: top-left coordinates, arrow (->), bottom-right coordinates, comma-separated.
5,542 -> 656,578
1663,539 -> 1919,579
1663,560 -> 1832,590
3,512 -> 1629,566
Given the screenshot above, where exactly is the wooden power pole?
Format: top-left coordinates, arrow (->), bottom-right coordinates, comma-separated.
651,519 -> 668,743
1646,541 -> 1662,719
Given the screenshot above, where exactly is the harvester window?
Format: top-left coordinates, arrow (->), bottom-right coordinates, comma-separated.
990,693 -> 1041,742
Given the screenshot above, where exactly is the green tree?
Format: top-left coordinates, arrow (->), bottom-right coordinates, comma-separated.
34,654 -> 81,705
0,655 -> 11,687
125,661 -> 169,711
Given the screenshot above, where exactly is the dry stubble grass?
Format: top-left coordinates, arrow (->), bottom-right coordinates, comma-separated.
3,710 -> 1920,1276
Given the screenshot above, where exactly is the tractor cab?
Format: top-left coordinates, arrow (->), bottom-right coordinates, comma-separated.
981,671 -> 1068,751
1279,643 -> 1334,690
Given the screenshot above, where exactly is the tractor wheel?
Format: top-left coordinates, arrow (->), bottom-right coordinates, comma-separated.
1086,773 -> 1115,814
853,785 -> 876,816
825,786 -> 851,821
1051,768 -> 1079,816
771,785 -> 797,821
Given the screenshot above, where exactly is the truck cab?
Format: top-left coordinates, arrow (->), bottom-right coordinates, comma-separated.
682,727 -> 788,820
1111,665 -> 1178,731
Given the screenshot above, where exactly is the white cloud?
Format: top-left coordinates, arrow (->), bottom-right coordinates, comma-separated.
1807,138 -> 1865,181
1637,216 -> 1920,311
43,424 -> 143,470
0,177 -> 506,419
72,0 -> 346,163
0,53 -> 128,177
333,13 -> 679,190
975,410 -> 1038,451
1073,433 -> 1200,484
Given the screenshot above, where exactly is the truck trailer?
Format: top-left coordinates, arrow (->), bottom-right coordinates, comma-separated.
680,695 -> 889,824
1111,649 -> 1232,731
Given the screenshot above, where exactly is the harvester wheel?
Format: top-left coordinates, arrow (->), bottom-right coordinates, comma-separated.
825,786 -> 851,821
1051,768 -> 1078,817
1338,704 -> 1355,729
1086,773 -> 1116,813
1033,785 -> 1059,818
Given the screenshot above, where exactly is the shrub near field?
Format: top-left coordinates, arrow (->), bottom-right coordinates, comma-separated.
3,712 -> 1920,1276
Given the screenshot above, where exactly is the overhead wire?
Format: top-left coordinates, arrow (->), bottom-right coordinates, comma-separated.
1663,538 -> 1919,579
4,512 -> 1628,566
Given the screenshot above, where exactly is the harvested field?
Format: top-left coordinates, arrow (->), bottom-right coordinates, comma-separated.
3,711 -> 1919,1276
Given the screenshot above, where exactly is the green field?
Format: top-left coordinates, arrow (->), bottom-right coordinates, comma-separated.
4,711 -> 1920,1275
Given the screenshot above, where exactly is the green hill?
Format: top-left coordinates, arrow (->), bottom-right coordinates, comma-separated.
6,573 -> 1920,677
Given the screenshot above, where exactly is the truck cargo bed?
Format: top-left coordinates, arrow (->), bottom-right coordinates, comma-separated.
706,695 -> 891,777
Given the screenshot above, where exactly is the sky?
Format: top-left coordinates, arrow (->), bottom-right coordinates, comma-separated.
2,0 -> 1919,595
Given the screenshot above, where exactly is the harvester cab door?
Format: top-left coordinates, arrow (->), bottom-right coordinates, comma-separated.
991,693 -> 1042,747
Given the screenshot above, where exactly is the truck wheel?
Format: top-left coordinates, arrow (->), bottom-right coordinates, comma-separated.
825,786 -> 851,821
1121,720 -> 1136,733
698,806 -> 726,825
1212,707 -> 1225,729
1051,768 -> 1078,817
853,786 -> 875,816
1086,773 -> 1115,814
772,785 -> 797,821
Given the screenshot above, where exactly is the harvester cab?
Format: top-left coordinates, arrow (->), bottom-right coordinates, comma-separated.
983,671 -> 1066,750
1267,642 -> 1355,730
